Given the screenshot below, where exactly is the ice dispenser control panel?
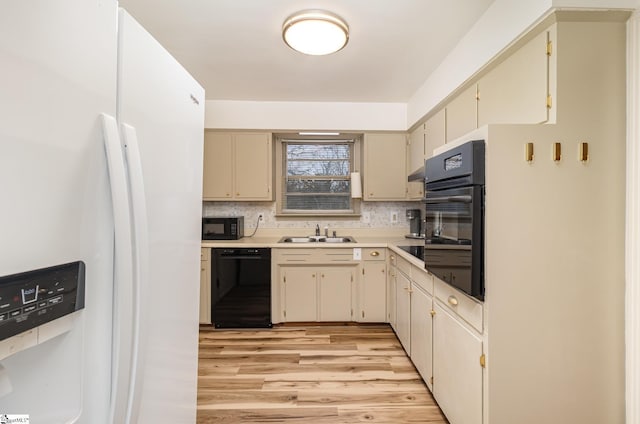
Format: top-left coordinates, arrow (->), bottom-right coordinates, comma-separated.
0,261 -> 85,341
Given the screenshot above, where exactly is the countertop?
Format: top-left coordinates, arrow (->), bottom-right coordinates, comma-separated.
201,234 -> 427,268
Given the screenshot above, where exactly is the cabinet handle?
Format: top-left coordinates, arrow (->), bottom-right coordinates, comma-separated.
370,251 -> 380,257
448,295 -> 459,307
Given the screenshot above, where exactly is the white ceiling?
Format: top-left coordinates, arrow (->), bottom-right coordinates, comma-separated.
119,0 -> 495,103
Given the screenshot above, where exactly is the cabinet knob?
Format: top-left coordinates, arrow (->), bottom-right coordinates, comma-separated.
430,310 -> 436,317
236,192 -> 240,196
448,295 -> 459,307
370,251 -> 380,257
312,274 -> 316,278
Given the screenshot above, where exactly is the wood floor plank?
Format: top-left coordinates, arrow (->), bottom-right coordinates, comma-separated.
197,324 -> 448,424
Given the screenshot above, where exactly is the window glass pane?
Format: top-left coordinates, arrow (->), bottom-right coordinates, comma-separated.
283,141 -> 353,212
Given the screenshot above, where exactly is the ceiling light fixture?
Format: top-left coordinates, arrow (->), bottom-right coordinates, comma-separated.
282,10 -> 349,56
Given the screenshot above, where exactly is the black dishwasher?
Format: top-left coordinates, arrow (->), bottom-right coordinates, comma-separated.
211,248 -> 272,328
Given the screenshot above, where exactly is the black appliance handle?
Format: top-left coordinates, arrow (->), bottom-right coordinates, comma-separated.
425,195 -> 472,204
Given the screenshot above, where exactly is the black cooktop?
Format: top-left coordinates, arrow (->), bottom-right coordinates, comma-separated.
398,245 -> 424,262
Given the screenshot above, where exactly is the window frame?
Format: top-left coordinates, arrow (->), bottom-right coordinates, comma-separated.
275,133 -> 362,217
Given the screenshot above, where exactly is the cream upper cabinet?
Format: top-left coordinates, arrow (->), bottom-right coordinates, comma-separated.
202,131 -> 273,201
234,133 -> 272,200
425,108 -> 446,159
202,132 -> 233,199
407,124 -> 425,200
478,30 -> 551,126
433,301 -> 483,424
363,133 -> 408,200
446,84 -> 478,143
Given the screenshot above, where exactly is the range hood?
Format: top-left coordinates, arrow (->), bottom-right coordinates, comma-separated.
408,165 -> 425,182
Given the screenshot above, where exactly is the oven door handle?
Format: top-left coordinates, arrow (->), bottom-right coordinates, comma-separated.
425,195 -> 472,203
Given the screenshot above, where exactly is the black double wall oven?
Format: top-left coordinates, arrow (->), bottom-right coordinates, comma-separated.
424,140 -> 485,301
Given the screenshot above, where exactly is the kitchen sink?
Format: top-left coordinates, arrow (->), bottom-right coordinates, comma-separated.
278,236 -> 356,243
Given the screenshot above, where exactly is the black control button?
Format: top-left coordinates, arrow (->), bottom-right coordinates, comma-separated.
0,303 -> 10,310
9,309 -> 21,318
37,301 -> 47,309
0,313 -> 8,322
48,295 -> 63,305
23,305 -> 37,314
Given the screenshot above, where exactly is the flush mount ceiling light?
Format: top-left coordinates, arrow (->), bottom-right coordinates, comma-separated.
282,10 -> 349,56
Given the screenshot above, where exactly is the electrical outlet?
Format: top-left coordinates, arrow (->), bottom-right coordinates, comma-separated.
362,212 -> 371,223
390,211 -> 399,224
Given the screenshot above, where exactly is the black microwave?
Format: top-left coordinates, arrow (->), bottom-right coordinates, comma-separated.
202,217 -> 244,240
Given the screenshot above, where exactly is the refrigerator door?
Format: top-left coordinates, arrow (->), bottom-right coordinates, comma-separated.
0,0 -> 117,422
116,10 -> 205,423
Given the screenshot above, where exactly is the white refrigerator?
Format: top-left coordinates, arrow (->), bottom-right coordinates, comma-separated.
0,1 -> 205,423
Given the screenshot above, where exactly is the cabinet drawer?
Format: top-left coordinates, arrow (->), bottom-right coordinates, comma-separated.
273,248 -> 316,263
434,278 -> 483,333
321,249 -> 356,263
363,248 -> 386,261
397,255 -> 411,277
411,265 -> 433,295
388,250 -> 397,267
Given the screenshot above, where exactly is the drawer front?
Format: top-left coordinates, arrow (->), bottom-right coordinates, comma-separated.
388,250 -> 397,267
411,265 -> 433,295
273,248 -> 316,263
434,278 -> 483,332
320,249 -> 356,263
397,255 -> 411,277
363,248 -> 386,261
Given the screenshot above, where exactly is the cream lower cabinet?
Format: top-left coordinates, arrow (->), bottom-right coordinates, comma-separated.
358,248 -> 387,322
280,266 -> 355,322
199,248 -> 211,324
433,301 -> 483,424
394,268 -> 411,353
410,282 -> 433,391
281,267 -> 318,322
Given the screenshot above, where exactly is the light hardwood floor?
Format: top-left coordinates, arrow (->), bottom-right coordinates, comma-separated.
197,323 -> 448,423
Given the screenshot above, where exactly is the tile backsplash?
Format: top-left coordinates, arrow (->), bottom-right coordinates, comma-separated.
202,201 -> 422,231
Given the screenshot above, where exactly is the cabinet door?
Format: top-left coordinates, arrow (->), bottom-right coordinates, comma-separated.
425,108 -> 446,159
478,30 -> 549,126
446,84 -> 478,143
234,133 -> 272,200
282,267 -> 317,322
388,265 -> 397,328
395,271 -> 412,353
202,132 -> 233,200
359,261 -> 387,322
199,249 -> 211,324
364,133 -> 407,200
319,267 -> 354,321
433,302 -> 483,424
408,125 -> 425,200
410,283 -> 432,390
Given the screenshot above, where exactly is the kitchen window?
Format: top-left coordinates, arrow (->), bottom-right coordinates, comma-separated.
275,134 -> 361,216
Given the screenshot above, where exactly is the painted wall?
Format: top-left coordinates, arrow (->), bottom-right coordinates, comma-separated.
205,100 -> 407,131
